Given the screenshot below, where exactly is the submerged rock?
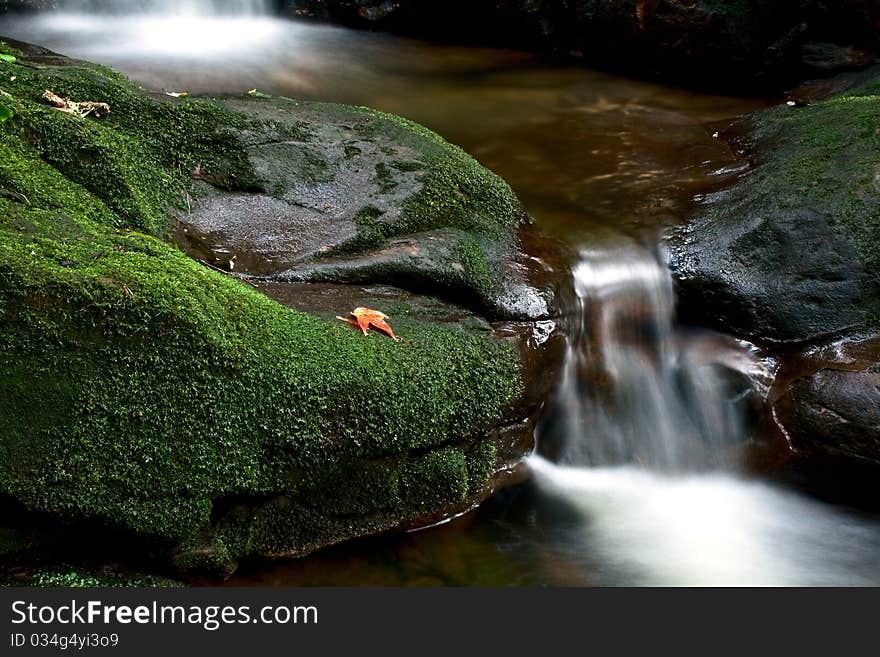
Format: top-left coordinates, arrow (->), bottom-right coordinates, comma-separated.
0,39 -> 563,574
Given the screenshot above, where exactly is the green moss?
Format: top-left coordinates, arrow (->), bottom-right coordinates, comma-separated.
0,48 -> 522,564
375,161 -> 397,193
465,439 -> 498,497
0,41 -> 24,58
0,59 -> 258,236
315,101 -> 522,252
4,568 -> 182,588
209,439 -> 494,561
456,234 -> 496,302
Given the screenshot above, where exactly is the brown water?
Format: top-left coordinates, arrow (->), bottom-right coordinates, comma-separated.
5,13 -> 880,586
1,12 -> 760,246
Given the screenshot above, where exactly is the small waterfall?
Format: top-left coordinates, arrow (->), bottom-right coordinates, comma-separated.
57,0 -> 271,15
540,243 -> 761,471
522,245 -> 880,586
33,0 -> 284,61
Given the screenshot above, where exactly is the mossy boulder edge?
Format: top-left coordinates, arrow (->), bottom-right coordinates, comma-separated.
0,40 -> 546,573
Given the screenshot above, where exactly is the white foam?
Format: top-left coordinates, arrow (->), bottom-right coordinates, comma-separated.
529,457 -> 880,586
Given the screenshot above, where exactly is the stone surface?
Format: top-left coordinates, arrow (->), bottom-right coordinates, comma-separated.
669,68 -> 880,344
783,367 -> 880,466
174,96 -> 555,320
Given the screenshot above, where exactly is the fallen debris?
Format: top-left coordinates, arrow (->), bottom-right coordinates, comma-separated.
337,307 -> 400,341
42,90 -> 110,118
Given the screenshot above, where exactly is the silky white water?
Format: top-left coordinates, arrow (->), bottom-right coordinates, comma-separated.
528,458 -> 880,586
529,244 -> 880,585
12,0 -> 282,60
57,0 -> 271,15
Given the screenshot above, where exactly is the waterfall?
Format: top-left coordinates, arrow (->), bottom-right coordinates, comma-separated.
539,244 -> 762,472
56,0 -> 271,15
33,0 -> 284,60
522,246 -> 880,586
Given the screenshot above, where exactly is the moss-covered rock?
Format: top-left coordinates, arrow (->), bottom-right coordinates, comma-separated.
174,95 -> 551,320
0,40 -> 553,574
669,68 -> 880,344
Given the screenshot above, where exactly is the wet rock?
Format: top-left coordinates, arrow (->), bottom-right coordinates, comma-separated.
671,207 -> 866,343
668,68 -> 880,471
669,68 -> 880,344
766,334 -> 880,470
175,96 -> 555,320
779,367 -> 880,467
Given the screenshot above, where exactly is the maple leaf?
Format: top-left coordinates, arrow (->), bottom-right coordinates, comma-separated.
337,307 -> 400,341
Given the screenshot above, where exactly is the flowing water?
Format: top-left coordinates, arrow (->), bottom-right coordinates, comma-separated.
3,7 -> 880,586
544,245 -> 758,471
56,1 -> 271,16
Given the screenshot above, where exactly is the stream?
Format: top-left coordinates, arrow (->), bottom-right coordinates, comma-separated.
3,6 -> 880,586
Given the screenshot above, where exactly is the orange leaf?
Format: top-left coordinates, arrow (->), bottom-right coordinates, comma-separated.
337,307 -> 400,341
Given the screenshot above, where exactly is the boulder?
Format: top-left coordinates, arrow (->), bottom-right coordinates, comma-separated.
173,96 -> 555,320
782,367 -> 880,466
0,39 -> 563,574
669,68 -> 880,344
769,335 -> 880,470
667,67 -> 880,471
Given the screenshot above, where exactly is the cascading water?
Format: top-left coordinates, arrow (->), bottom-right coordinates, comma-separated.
3,5 -> 879,586
56,0 -> 271,15
543,244 -> 760,471
14,0 -> 284,62
529,244 -> 880,586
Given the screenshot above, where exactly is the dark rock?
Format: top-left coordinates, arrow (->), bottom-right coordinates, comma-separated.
767,334 -> 880,470
668,68 -> 880,471
175,96 -> 556,320
669,68 -> 880,344
672,207 -> 866,343
780,367 -> 880,466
